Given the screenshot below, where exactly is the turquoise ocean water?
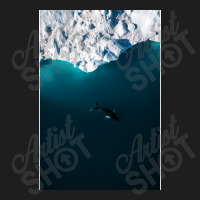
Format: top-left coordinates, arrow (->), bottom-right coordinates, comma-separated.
40,40 -> 160,190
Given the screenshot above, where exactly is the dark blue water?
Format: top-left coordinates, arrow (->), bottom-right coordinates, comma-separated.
40,40 -> 160,190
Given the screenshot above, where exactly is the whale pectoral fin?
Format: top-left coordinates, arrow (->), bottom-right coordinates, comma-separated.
105,116 -> 110,119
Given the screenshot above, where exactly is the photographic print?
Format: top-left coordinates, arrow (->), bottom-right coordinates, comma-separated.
39,10 -> 161,190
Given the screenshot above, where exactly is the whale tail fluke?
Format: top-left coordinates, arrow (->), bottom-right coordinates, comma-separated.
93,102 -> 99,110
89,102 -> 100,112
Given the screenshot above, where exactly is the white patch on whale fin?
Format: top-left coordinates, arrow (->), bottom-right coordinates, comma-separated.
105,116 -> 110,119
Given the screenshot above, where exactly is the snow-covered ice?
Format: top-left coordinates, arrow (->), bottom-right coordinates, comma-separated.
40,10 -> 160,72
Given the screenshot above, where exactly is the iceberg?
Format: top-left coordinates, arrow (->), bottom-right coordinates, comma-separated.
40,10 -> 160,72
